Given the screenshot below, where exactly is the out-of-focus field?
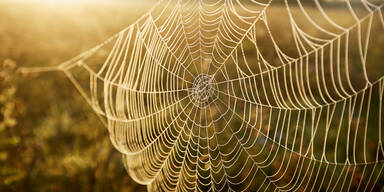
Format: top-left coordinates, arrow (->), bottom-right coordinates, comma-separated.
0,1 -> 155,191
0,0 -> 383,191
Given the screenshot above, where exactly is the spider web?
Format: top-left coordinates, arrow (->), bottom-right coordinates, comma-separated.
22,0 -> 384,191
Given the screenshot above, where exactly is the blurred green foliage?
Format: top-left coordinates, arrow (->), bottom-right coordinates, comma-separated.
0,1 -> 383,191
0,1 -> 153,191
0,54 -> 146,192
0,59 -> 22,187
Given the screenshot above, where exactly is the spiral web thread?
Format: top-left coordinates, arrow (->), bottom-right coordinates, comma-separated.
21,0 -> 384,191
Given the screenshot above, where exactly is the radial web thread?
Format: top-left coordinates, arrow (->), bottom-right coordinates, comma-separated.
21,0 -> 384,191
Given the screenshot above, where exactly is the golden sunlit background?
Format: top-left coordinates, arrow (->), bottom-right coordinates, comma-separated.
1,0 -> 384,191
0,0 -> 155,191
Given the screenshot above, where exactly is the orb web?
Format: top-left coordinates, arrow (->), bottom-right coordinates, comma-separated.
23,0 -> 384,191
190,74 -> 218,108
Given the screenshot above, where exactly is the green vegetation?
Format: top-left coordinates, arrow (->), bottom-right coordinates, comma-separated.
0,1 -> 383,191
0,2 -> 153,191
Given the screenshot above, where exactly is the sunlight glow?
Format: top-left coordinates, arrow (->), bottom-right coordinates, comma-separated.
36,0 -> 89,4
0,0 -> 111,4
